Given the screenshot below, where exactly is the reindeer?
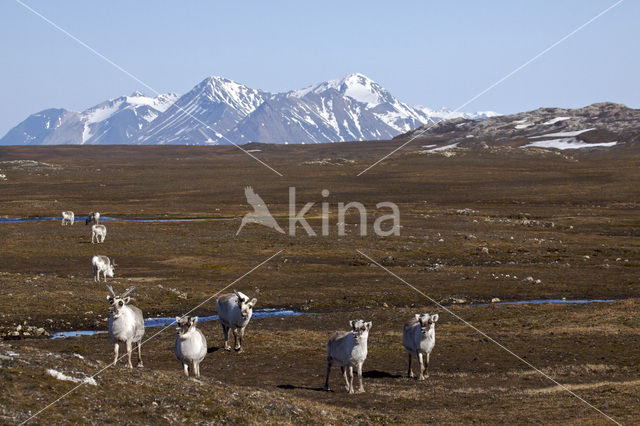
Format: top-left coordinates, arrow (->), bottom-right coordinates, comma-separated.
323,320 -> 372,393
174,316 -> 207,377
106,285 -> 145,368
86,212 -> 100,225
402,313 -> 439,380
91,224 -> 107,244
61,211 -> 74,226
216,289 -> 258,352
92,255 -> 116,282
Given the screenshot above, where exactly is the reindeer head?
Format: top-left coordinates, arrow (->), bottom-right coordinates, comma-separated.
175,316 -> 198,338
106,285 -> 135,319
233,289 -> 258,320
349,319 -> 372,340
414,313 -> 438,335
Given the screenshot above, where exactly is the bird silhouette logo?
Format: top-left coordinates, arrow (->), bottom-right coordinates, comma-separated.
236,186 -> 285,236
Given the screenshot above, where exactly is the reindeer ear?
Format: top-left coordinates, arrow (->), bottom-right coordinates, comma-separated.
175,316 -> 181,323
249,298 -> 257,308
414,314 -> 420,321
366,321 -> 372,330
349,320 -> 356,329
107,296 -> 114,304
431,314 -> 439,323
191,317 -> 198,325
123,297 -> 131,304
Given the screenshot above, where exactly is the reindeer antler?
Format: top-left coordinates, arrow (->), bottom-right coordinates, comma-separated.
252,288 -> 260,298
120,286 -> 135,298
106,284 -> 116,297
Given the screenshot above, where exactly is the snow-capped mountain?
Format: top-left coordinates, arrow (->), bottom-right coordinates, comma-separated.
0,92 -> 177,145
0,73 -> 498,146
136,76 -> 268,145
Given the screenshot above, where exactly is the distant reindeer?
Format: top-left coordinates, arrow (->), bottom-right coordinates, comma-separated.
61,211 -> 74,226
216,289 -> 258,352
175,316 -> 207,377
106,285 -> 145,368
323,319 -> 372,393
92,255 -> 116,282
402,313 -> 439,380
91,224 -> 107,244
86,211 -> 100,225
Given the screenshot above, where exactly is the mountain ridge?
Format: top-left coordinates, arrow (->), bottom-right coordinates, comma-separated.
1,73 -> 497,146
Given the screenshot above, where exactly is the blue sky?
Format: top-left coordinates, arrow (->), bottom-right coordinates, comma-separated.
0,0 -> 637,136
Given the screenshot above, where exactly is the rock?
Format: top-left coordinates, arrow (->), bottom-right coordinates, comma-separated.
382,302 -> 389,308
480,247 -> 489,254
535,279 -> 542,284
36,328 -> 45,336
524,276 -> 535,283
491,298 -> 501,303
453,298 -> 466,304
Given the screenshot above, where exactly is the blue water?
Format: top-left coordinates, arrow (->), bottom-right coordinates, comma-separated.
0,216 -> 231,223
475,299 -> 616,307
50,308 -> 310,339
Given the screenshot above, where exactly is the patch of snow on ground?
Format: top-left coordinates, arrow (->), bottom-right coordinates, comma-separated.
530,128 -> 596,139
427,143 -> 459,151
513,118 -> 528,124
515,123 -> 533,129
524,138 -> 617,150
45,369 -> 97,386
543,116 -> 571,125
0,173 -> 6,181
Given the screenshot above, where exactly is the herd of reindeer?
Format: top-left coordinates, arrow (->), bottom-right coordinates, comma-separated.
59,210 -> 439,394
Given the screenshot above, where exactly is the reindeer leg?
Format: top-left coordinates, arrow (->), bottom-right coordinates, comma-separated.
194,361 -> 200,378
357,362 -> 365,393
236,328 -> 244,352
417,353 -> 425,380
126,340 -> 133,369
423,352 -> 430,379
222,324 -> 230,351
407,353 -> 414,378
182,362 -> 189,377
233,329 -> 242,352
342,366 -> 349,392
136,341 -> 144,368
113,343 -> 119,367
323,357 -> 332,391
347,366 -> 354,394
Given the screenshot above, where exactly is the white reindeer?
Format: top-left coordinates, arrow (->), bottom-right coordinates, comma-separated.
61,211 -> 74,226
402,313 -> 439,380
323,319 -> 372,393
216,289 -> 258,352
106,285 -> 145,368
91,224 -> 107,244
86,211 -> 100,225
174,316 -> 207,377
92,255 -> 116,282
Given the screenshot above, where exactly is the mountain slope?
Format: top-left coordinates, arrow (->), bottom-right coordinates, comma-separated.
398,102 -> 640,152
1,73 -> 498,146
0,92 -> 177,146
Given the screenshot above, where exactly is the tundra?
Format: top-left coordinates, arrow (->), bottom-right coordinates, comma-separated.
323,319 -> 372,393
216,289 -> 258,352
402,313 -> 439,380
92,255 -> 115,282
106,285 -> 145,368
174,316 -> 207,377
